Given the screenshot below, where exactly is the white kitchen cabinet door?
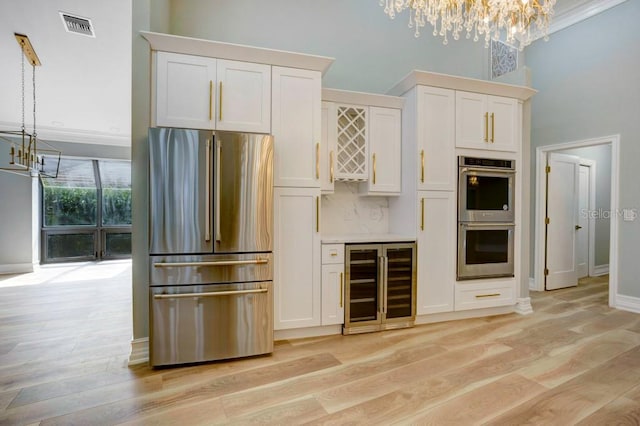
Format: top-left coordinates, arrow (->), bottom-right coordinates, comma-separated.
155,51 -> 216,130
321,102 -> 337,194
272,67 -> 322,188
416,86 -> 455,191
216,59 -> 271,133
487,95 -> 519,152
455,91 -> 518,152
321,263 -> 345,325
274,187 -> 321,330
416,191 -> 456,315
362,107 -> 401,195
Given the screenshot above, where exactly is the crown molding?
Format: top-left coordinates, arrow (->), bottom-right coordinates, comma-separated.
548,0 -> 629,35
0,121 -> 130,147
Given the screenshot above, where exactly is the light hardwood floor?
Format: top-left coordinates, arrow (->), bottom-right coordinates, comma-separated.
1,263 -> 639,425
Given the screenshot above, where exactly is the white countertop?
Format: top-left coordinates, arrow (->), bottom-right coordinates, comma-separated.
321,234 -> 416,244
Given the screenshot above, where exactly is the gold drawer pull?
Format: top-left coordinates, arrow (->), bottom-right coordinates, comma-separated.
475,293 -> 501,298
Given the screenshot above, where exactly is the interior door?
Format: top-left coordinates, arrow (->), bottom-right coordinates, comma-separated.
576,164 -> 590,278
545,152 -> 580,290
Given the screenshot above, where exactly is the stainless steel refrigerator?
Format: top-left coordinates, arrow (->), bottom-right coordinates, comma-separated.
148,127 -> 273,367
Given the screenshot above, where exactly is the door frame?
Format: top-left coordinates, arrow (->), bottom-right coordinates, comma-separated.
578,159 -> 597,278
533,135 -> 619,309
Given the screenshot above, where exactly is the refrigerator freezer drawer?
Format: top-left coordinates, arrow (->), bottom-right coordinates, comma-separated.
151,253 -> 273,286
150,281 -> 273,367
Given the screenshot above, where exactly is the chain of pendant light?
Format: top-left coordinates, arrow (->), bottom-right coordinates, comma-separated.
381,0 -> 556,51
18,44 -> 39,169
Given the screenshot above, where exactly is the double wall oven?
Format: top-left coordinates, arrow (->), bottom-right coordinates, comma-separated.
457,156 -> 515,280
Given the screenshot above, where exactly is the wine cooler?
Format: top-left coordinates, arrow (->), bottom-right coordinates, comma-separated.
344,243 -> 416,335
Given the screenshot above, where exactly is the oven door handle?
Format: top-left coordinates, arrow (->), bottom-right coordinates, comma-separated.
459,167 -> 515,174
460,222 -> 515,228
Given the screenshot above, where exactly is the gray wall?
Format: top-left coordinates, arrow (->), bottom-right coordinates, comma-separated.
559,145 -> 611,267
167,0 -> 491,93
0,150 -> 34,271
525,0 -> 640,297
131,0 -> 170,340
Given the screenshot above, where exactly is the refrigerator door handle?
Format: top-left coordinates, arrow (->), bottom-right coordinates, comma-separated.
205,139 -> 212,242
153,288 -> 268,299
154,258 -> 269,268
215,138 -> 222,243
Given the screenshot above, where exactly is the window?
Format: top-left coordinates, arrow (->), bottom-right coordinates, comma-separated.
40,157 -> 131,263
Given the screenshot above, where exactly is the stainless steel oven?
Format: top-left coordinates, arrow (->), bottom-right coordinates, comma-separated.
458,156 -> 515,223
457,222 -> 514,280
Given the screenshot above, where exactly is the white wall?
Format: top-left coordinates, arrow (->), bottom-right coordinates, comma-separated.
167,0 -> 491,93
525,0 -> 640,297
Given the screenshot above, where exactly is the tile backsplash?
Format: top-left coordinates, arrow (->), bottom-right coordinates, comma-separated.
321,182 -> 389,235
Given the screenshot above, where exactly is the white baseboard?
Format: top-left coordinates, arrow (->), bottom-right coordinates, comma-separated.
415,305 -> 515,325
593,264 -> 610,276
529,277 -> 537,291
128,337 -> 149,366
274,324 -> 342,341
515,297 -> 534,315
0,263 -> 34,275
615,294 -> 640,314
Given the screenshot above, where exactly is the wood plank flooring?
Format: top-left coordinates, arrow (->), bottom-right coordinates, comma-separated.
1,264 -> 638,425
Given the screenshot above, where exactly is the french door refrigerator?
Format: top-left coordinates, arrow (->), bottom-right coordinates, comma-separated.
148,127 -> 273,367
344,243 -> 416,334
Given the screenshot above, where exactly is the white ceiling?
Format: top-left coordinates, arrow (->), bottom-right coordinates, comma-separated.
0,0 -> 131,147
0,0 -> 625,149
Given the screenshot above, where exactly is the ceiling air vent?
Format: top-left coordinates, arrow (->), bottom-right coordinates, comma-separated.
59,12 -> 95,37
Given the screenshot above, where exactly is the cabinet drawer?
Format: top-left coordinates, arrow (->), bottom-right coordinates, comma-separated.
454,281 -> 514,311
322,244 -> 344,264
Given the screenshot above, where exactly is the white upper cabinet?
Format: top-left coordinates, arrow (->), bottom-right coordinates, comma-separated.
216,59 -> 271,133
155,51 -> 217,130
320,102 -> 337,193
336,105 -> 368,181
154,52 -> 271,132
416,86 -> 455,191
455,91 -> 519,152
362,106 -> 401,195
272,67 -> 321,188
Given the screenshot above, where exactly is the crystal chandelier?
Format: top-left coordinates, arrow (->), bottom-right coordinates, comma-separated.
381,0 -> 556,50
0,34 -> 60,178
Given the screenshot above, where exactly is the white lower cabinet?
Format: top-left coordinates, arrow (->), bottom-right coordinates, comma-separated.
416,191 -> 456,315
274,187 -> 321,330
454,280 -> 515,311
321,263 -> 345,325
321,244 -> 345,326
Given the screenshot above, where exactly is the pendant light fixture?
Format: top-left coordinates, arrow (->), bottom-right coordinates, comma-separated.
0,33 -> 61,178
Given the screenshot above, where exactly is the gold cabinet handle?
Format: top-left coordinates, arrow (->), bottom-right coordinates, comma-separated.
475,293 -> 501,298
484,112 -> 489,142
316,196 -> 320,233
316,143 -> 320,180
492,112 -> 496,143
420,198 -> 425,231
329,151 -> 334,183
339,272 -> 343,308
218,81 -> 223,121
209,80 -> 213,121
372,153 -> 377,185
420,149 -> 425,183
